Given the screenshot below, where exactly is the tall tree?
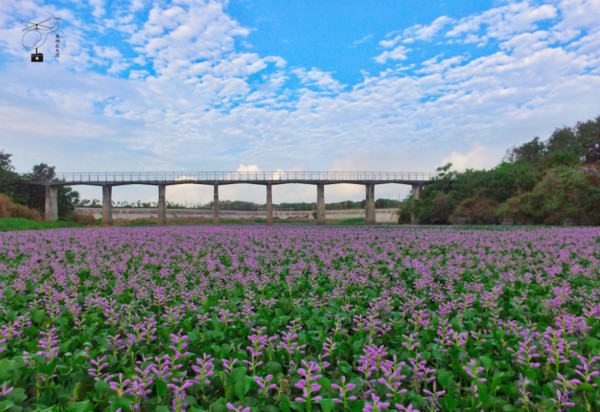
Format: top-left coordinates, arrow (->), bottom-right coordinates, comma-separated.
0,150 -> 14,171
505,137 -> 546,168
0,150 -> 29,205
29,163 -> 56,181
576,117 -> 600,164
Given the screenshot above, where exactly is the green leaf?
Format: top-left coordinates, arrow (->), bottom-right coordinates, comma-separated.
32,309 -> 46,324
578,383 -> 595,392
319,377 -> 332,393
209,398 -> 228,412
110,397 -> 133,411
319,399 -> 335,412
479,355 -> 493,372
156,379 -> 168,398
278,394 -> 291,412
444,397 -> 459,410
0,400 -> 14,410
265,361 -> 282,375
351,401 -> 365,412
289,401 -> 303,411
232,367 -> 248,383
437,369 -> 454,389
0,359 -> 15,379
67,400 -> 93,412
72,382 -> 88,401
39,359 -> 58,375
234,377 -> 252,400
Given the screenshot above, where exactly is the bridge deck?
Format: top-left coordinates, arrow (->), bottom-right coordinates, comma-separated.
37,171 -> 433,225
32,171 -> 436,186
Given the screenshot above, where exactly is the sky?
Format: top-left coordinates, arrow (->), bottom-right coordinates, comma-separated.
1,0 -> 600,205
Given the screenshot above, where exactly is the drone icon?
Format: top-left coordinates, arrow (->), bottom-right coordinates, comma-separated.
21,17 -> 61,62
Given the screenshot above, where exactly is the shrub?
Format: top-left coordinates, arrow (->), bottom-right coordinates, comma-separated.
71,212 -> 97,225
0,193 -> 42,221
451,195 -> 499,224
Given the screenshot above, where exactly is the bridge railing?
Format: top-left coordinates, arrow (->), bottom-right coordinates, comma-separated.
34,171 -> 438,184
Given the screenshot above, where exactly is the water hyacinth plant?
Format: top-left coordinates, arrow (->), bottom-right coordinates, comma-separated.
0,225 -> 599,411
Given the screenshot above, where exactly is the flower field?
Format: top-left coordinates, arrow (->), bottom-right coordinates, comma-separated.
0,226 -> 599,411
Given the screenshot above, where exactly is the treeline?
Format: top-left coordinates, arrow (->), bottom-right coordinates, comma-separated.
78,199 -> 403,210
0,153 -> 79,219
400,116 -> 600,225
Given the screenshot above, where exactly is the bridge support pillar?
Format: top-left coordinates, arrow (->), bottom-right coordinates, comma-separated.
411,184 -> 422,224
44,185 -> 58,222
102,185 -> 113,226
213,185 -> 220,226
365,183 -> 376,225
316,183 -> 326,225
158,184 -> 166,226
266,184 -> 273,226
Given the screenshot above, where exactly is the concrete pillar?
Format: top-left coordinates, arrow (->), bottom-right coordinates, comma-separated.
213,185 -> 220,226
102,185 -> 113,226
316,183 -> 326,225
44,185 -> 58,222
365,183 -> 376,225
411,184 -> 422,200
411,184 -> 422,224
158,184 -> 166,226
266,184 -> 273,226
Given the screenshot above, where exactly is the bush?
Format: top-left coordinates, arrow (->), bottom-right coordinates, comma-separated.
497,166 -> 600,225
0,193 -> 42,221
71,212 -> 96,225
451,195 -> 499,225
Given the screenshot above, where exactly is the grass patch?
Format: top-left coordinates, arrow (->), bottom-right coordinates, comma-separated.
335,217 -> 366,225
125,219 -> 158,227
0,217 -> 82,232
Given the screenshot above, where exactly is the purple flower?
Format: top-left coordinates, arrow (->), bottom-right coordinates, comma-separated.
331,376 -> 357,404
192,353 -> 215,386
88,355 -> 110,381
364,394 -> 390,412
226,403 -> 250,412
463,359 -> 486,383
295,360 -> 322,404
396,404 -> 420,412
254,374 -> 277,396
0,381 -> 14,397
36,327 -> 59,361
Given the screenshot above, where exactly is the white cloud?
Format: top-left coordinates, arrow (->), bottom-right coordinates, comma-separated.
556,0 -> 600,31
89,0 -> 106,18
237,164 -> 260,172
374,44 -> 409,64
405,16 -> 453,41
293,68 -> 344,91
441,145 -> 493,172
446,2 -> 558,42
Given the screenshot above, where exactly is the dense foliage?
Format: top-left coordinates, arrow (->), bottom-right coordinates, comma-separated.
1,226 -> 599,411
401,116 -> 600,225
0,152 -> 79,219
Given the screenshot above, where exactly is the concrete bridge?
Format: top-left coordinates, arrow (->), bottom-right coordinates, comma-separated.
33,171 -> 435,225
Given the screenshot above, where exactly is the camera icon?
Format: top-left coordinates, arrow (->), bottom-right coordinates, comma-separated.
31,53 -> 44,62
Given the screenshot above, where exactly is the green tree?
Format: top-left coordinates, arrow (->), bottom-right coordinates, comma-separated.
0,150 -> 14,171
576,117 -> 600,164
545,127 -> 581,167
0,150 -> 29,205
504,137 -> 546,169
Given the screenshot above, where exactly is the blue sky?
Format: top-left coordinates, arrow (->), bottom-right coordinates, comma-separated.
1,0 -> 600,205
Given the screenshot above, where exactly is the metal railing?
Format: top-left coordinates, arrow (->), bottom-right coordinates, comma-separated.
33,171 -> 437,184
